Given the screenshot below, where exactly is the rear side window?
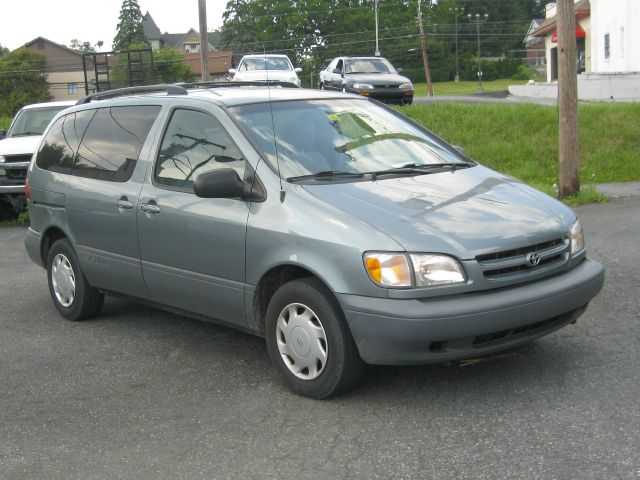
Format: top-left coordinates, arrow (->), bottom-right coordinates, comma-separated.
73,105 -> 160,182
36,110 -> 95,173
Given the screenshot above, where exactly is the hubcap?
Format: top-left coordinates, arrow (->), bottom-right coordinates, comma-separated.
51,253 -> 76,307
276,303 -> 328,380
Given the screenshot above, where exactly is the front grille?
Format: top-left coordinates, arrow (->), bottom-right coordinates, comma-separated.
6,169 -> 27,180
476,237 -> 569,281
3,154 -> 32,163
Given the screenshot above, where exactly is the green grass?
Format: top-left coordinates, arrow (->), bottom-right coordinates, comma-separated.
0,116 -> 11,130
413,79 -> 532,97
400,102 -> 640,203
0,210 -> 29,228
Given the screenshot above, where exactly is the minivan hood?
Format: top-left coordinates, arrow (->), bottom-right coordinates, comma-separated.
303,166 -> 575,259
346,73 -> 411,86
0,135 -> 42,156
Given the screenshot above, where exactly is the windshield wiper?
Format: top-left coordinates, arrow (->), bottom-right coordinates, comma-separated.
369,162 -> 473,180
287,170 -> 367,183
11,131 -> 41,137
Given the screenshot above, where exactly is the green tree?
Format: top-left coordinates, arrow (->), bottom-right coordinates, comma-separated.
69,39 -> 96,54
0,43 -> 9,57
153,46 -> 195,83
113,0 -> 148,50
0,48 -> 50,117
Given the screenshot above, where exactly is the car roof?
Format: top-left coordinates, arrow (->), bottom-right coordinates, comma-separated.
72,85 -> 364,109
21,100 -> 76,110
241,54 -> 290,59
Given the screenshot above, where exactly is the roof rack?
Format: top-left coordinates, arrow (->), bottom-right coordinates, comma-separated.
178,80 -> 301,90
76,84 -> 188,105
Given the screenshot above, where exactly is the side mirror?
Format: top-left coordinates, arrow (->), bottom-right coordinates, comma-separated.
228,68 -> 237,75
294,67 -> 302,74
0,129 -> 6,140
396,68 -> 403,74
453,145 -> 465,154
194,168 -> 244,199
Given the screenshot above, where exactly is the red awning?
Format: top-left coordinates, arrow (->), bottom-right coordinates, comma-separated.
551,24 -> 586,43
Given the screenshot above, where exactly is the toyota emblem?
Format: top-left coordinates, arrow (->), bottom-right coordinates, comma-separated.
526,252 -> 541,266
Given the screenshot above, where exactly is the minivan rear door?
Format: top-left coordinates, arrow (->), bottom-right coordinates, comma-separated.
65,105 -> 162,299
136,107 -> 249,328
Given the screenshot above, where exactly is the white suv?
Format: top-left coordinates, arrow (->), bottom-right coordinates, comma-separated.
0,100 -> 75,217
229,54 -> 302,86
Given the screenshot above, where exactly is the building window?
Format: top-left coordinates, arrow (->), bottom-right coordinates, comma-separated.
604,33 -> 610,60
184,43 -> 200,53
67,83 -> 78,95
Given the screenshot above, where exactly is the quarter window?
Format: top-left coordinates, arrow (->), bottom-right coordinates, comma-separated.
36,110 -> 95,173
155,109 -> 245,191
73,106 -> 160,182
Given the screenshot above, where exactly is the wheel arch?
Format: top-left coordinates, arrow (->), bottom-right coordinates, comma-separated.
40,226 -> 69,265
251,263 -> 337,336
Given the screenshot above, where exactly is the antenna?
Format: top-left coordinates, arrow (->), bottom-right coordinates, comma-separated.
263,47 -> 286,202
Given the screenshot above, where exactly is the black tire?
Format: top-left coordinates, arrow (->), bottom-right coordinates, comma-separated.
341,85 -> 347,93
46,238 -> 104,321
319,82 -> 325,90
265,277 -> 365,399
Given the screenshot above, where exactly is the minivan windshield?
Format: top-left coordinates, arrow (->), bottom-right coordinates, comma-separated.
7,106 -> 70,137
239,57 -> 292,72
230,99 -> 473,181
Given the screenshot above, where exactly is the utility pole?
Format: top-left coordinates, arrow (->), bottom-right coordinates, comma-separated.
417,0 -> 433,96
467,13 -> 488,92
198,0 -> 209,82
449,7 -> 463,82
557,0 -> 580,198
373,0 -> 382,56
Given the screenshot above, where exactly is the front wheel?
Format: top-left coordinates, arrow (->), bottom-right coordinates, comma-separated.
265,278 -> 365,399
319,82 -> 325,90
47,238 -> 104,321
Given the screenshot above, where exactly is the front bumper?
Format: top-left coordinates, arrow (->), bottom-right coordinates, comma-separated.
350,88 -> 413,104
337,259 -> 604,365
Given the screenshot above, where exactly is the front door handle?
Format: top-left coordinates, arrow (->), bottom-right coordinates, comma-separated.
115,199 -> 133,210
140,203 -> 160,214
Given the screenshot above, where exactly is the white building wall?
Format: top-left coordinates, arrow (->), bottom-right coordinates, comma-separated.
590,0 -> 640,72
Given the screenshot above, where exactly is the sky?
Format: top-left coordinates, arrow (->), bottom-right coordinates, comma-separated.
0,0 -> 227,51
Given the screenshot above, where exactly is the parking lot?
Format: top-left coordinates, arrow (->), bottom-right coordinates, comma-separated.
1,197 -> 638,480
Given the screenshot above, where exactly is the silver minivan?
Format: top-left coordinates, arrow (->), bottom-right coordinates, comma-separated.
25,84 -> 604,398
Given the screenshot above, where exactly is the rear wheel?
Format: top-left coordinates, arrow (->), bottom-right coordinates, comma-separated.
47,239 -> 104,321
319,82 -> 325,90
265,278 -> 365,399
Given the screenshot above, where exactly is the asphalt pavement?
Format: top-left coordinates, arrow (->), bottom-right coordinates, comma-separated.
1,197 -> 639,480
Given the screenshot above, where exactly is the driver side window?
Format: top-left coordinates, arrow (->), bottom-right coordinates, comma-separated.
155,109 -> 245,191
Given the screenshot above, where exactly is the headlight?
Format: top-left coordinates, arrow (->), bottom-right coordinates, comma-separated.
399,82 -> 413,90
352,83 -> 374,90
570,220 -> 585,254
0,168 -> 6,176
364,252 -> 466,288
410,254 -> 466,286
0,155 -> 6,163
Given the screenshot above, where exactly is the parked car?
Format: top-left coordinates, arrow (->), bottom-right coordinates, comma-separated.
0,100 -> 75,218
25,84 -> 603,399
229,54 -> 302,86
319,56 -> 414,104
